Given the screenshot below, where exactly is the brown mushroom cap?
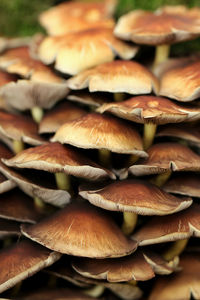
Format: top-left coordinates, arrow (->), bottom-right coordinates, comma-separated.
159,60 -> 200,102
51,113 -> 147,157
67,91 -> 111,108
0,239 -> 61,294
163,174 -> 200,198
114,6 -> 200,45
3,142 -> 115,181
38,28 -> 138,75
67,61 -> 159,95
72,249 -> 178,282
0,218 -> 20,239
39,102 -> 87,134
133,204 -> 200,246
0,110 -> 45,147
128,143 -> 200,176
79,179 -> 192,215
39,0 -> 116,36
0,163 -> 71,207
149,253 -> 200,300
21,202 -> 138,258
98,95 -> 200,124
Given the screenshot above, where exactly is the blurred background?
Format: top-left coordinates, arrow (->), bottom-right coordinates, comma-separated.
0,0 -> 199,54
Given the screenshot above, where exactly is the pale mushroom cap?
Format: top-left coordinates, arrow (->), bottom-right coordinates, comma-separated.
67,60 -> 159,95
129,142 -> 200,176
51,113 -> 147,157
0,172 -> 16,194
133,204 -> 200,246
114,6 -> 200,45
38,28 -> 138,75
3,142 -> 115,181
98,95 -> 200,124
149,253 -> 200,300
39,102 -> 87,134
21,202 -> 138,258
159,60 -> 200,102
0,239 -> 61,294
79,179 -> 192,215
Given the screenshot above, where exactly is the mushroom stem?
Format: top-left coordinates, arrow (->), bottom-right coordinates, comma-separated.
143,123 -> 157,150
98,149 -> 111,168
31,106 -> 44,123
129,280 -> 137,286
13,140 -> 24,154
84,285 -> 105,298
114,93 -> 126,102
122,212 -> 138,236
129,154 -> 139,166
153,44 -> 170,68
151,170 -> 172,188
163,238 -> 188,261
10,282 -> 22,297
34,196 -> 46,211
55,172 -> 70,191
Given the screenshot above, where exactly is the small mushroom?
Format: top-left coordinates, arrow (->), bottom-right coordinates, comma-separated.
21,202 -> 138,258
38,28 -> 138,75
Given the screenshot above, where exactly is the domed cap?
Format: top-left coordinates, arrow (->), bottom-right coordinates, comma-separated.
39,0 -> 116,35
128,143 -> 200,176
3,142 -> 115,181
149,253 -> 200,300
133,204 -> 200,246
79,179 -> 192,215
67,61 -> 158,94
98,95 -> 200,124
39,102 -> 87,134
51,113 -> 147,157
38,28 -> 138,75
159,60 -> 200,102
0,239 -> 61,294
114,6 -> 200,45
21,202 -> 138,258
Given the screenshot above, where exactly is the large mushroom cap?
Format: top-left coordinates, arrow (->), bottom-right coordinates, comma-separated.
21,202 -> 137,258
79,179 -> 192,215
51,113 -> 147,157
39,0 -> 116,36
98,95 -> 200,124
114,6 -> 200,45
67,60 -> 159,95
0,239 -> 61,294
38,28 -> 138,75
3,142 -> 115,181
128,142 -> 200,176
159,60 -> 200,102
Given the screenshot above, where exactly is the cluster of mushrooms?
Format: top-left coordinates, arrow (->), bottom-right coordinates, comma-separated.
0,0 -> 200,299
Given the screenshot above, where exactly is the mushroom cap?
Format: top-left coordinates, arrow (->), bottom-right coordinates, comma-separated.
67,91 -> 111,108
149,253 -> 200,300
51,113 -> 147,157
39,102 -> 87,134
0,36 -> 31,53
0,218 -> 20,239
0,239 -> 61,294
39,0 -> 116,35
3,142 -> 115,181
128,143 -> 200,176
0,163 -> 70,208
159,60 -> 200,102
0,110 -> 45,146
0,172 -> 16,194
114,6 -> 200,45
79,179 -> 192,215
133,204 -> 200,246
38,28 -> 138,75
163,174 -> 200,198
67,60 -> 159,95
98,95 -> 200,124
72,249 -> 178,282
21,202 -> 138,258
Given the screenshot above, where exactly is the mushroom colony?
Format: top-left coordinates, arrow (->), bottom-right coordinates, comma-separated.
0,1 -> 200,299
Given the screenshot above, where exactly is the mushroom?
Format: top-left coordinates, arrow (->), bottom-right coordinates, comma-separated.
37,28 -> 138,75
67,91 -> 111,109
0,47 -> 69,123
79,179 -> 192,235
0,36 -> 31,53
114,6 -> 200,67
0,239 -> 61,294
21,202 -> 138,258
0,142 -> 16,193
0,70 -> 18,112
97,95 -> 200,149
